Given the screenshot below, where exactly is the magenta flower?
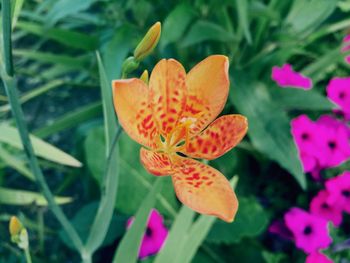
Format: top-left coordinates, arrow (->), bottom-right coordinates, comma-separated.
327,77 -> 350,119
310,190 -> 343,227
326,171 -> 350,214
306,251 -> 333,263
317,115 -> 350,138
284,208 -> 332,254
291,115 -> 321,174
127,209 -> 168,259
272,64 -> 312,90
314,124 -> 350,168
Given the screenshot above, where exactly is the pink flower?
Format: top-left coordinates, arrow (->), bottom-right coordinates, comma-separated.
310,190 -> 343,227
327,77 -> 350,118
314,124 -> 350,168
317,115 -> 350,138
306,251 -> 333,263
272,64 -> 312,90
127,209 -> 168,259
326,171 -> 350,214
284,208 -> 332,254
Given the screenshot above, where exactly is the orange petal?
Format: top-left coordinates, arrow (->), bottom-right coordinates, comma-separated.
113,78 -> 159,149
171,156 -> 238,222
184,114 -> 248,160
140,148 -> 173,176
149,59 -> 187,137
183,55 -> 230,136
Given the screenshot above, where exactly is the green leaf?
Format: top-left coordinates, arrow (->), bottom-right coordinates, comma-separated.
301,49 -> 343,82
116,133 -> 178,217
34,102 -> 102,138
286,0 -> 338,36
206,197 -> 268,244
0,187 -> 72,206
2,0 -> 14,76
0,79 -> 64,113
96,51 -> 117,152
0,146 -> 34,181
161,3 -> 197,48
271,88 -> 334,110
16,21 -> 98,51
154,206 -> 195,263
112,178 -> 163,263
181,20 -> 235,47
45,0 -> 97,25
230,72 -> 306,189
236,0 -> 252,44
60,202 -> 126,249
0,123 -> 82,167
102,25 -> 136,83
84,127 -> 105,184
13,49 -> 90,68
11,0 -> 24,29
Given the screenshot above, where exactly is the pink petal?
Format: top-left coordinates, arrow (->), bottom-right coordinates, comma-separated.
272,64 -> 313,90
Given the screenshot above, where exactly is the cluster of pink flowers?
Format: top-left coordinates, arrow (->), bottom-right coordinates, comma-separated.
272,61 -> 350,180
271,41 -> 350,261
270,172 -> 350,262
291,114 -> 350,180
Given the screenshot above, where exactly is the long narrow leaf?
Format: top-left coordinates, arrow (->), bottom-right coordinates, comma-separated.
113,178 -> 163,263
0,187 -> 72,206
2,0 -> 13,75
0,123 -> 82,167
154,206 -> 195,263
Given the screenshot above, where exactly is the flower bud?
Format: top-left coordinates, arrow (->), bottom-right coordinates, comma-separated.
134,22 -> 161,61
140,70 -> 149,84
9,216 -> 22,237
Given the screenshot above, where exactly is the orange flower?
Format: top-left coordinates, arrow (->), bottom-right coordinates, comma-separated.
112,55 -> 248,222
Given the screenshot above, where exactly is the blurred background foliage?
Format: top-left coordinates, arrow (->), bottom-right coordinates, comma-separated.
1,0 -> 350,262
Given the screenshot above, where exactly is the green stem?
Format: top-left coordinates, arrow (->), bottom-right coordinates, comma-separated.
24,248 -> 32,263
1,74 -> 84,252
1,0 -> 14,76
0,0 -> 84,254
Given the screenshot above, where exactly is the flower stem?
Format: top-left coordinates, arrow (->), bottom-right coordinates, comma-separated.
24,248 -> 32,263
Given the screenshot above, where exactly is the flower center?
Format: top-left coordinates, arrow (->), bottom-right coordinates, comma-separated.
145,227 -> 153,237
301,133 -> 309,140
339,91 -> 346,100
342,190 -> 350,198
321,203 -> 329,209
303,225 -> 312,235
328,141 -> 336,150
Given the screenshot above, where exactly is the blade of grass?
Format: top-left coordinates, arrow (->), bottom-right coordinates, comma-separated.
0,0 -> 84,254
236,0 -> 252,44
0,145 -> 34,181
112,178 -> 163,263
2,0 -> 13,75
0,123 -> 82,167
84,53 -> 120,257
84,128 -> 121,254
154,206 -> 195,263
0,187 -> 72,205
34,102 -> 102,138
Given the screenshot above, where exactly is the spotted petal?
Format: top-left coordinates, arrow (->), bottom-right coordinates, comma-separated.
183,55 -> 230,136
113,78 -> 159,149
171,156 -> 238,222
140,148 -> 173,176
184,114 -> 248,160
149,59 -> 187,137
